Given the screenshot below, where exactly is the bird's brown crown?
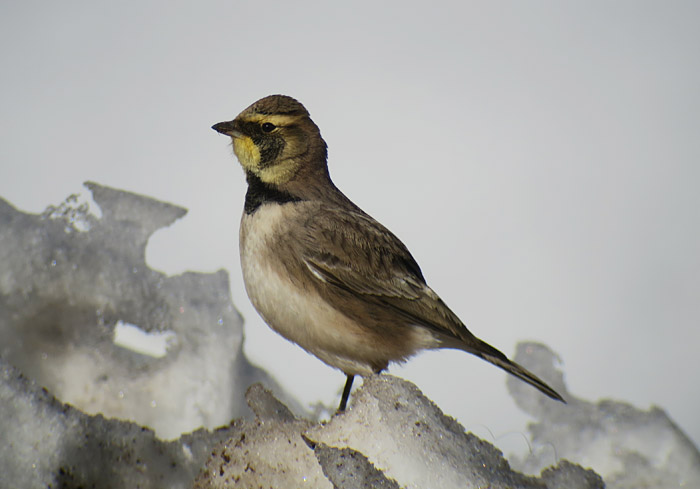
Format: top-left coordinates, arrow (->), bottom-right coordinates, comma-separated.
245,94 -> 309,117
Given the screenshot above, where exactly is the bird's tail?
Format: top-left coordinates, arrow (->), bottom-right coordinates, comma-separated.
465,338 -> 565,403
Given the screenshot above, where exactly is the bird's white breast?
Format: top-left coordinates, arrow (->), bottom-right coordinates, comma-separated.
240,203 -> 378,375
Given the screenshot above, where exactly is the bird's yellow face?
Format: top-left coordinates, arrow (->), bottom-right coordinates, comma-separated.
215,112 -> 311,186
231,132 -> 260,172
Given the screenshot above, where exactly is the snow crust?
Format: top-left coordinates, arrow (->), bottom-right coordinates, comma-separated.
195,384 -> 332,488
0,358 -> 236,489
302,375 -> 602,489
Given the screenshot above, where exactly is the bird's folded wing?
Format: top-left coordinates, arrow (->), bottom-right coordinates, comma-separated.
304,256 -> 424,300
299,206 -> 426,298
297,205 -> 469,341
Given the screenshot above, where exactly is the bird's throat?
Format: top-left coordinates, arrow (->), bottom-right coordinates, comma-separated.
233,136 -> 261,173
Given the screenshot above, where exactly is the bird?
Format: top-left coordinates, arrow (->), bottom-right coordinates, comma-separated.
212,94 -> 565,412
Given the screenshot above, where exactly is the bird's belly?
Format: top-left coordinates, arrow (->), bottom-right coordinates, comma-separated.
240,205 -> 381,375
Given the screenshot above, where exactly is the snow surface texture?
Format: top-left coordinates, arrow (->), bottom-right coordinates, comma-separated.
507,343 -> 700,488
0,358 -> 238,489
197,377 -> 604,489
0,182 -> 290,440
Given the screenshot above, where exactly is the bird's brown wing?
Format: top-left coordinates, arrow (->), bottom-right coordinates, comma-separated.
291,203 -> 564,402
294,203 -> 473,344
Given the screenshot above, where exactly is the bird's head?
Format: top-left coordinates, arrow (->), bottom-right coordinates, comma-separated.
212,95 -> 328,187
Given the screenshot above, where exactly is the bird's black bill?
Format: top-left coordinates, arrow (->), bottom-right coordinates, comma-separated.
338,374 -> 355,412
212,121 -> 237,134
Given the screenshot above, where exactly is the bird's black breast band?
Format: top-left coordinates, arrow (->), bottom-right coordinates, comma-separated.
244,173 -> 301,214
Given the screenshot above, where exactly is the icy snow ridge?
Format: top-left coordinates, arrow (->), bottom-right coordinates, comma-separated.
508,343 -> 700,488
0,182 -> 287,440
0,358 -> 238,489
198,376 -> 603,489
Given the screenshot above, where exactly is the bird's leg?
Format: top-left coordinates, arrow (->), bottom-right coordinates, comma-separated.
337,374 -> 355,412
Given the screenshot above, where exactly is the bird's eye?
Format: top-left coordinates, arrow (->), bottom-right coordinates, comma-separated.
261,122 -> 276,133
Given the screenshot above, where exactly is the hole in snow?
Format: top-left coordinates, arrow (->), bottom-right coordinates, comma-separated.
112,321 -> 176,358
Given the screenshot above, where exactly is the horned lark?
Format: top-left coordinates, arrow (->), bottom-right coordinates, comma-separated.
213,95 -> 564,411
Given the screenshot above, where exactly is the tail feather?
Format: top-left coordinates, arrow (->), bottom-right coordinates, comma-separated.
467,339 -> 565,403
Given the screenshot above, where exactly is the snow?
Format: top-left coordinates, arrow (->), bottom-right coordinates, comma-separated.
0,358 -> 237,489
195,378 -> 604,489
308,443 -> 402,489
302,375 -> 603,489
507,343 -> 700,487
195,384 -> 331,488
1,183 -> 698,488
0,182 -> 294,440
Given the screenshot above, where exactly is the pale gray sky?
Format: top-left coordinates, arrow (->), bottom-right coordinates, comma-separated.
1,1 -> 698,452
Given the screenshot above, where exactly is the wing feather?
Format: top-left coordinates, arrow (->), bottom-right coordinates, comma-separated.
294,204 -> 469,342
